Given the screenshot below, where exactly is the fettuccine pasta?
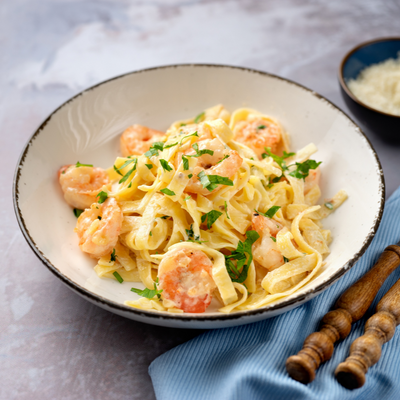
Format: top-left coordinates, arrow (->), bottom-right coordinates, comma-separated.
58,105 -> 347,314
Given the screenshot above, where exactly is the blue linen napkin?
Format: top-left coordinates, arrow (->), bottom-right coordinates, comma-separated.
149,187 -> 400,400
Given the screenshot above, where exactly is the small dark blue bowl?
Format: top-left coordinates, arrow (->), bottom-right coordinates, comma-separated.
339,37 -> 400,143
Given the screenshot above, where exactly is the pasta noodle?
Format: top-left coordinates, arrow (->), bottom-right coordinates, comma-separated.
58,105 -> 347,314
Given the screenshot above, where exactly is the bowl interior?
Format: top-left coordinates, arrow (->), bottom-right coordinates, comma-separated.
14,65 -> 384,325
342,38 -> 400,81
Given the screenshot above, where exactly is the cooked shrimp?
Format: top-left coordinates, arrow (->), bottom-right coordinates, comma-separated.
251,213 -> 284,271
75,198 -> 123,258
183,138 -> 243,195
58,165 -> 110,209
304,167 -> 321,195
233,118 -> 282,159
158,248 -> 216,313
120,124 -> 164,157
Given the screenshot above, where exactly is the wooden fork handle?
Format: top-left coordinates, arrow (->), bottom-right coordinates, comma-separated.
286,245 -> 400,384
335,275 -> 400,389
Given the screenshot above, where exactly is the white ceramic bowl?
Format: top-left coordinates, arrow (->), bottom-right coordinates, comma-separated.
13,65 -> 384,329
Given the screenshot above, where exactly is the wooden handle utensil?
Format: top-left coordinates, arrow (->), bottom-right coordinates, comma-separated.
335,275 -> 400,389
286,244 -> 400,384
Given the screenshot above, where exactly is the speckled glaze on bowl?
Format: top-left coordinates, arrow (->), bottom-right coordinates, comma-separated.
339,37 -> 400,143
13,64 -> 384,329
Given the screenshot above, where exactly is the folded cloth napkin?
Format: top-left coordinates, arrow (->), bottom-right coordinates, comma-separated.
149,187 -> 400,400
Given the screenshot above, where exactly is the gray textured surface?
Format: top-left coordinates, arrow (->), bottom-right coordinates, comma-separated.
2,1 -> 400,399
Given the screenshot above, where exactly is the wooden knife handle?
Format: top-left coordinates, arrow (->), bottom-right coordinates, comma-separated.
335,275 -> 400,389
286,245 -> 400,384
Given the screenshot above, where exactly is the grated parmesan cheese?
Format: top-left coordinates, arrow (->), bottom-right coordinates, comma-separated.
347,53 -> 400,116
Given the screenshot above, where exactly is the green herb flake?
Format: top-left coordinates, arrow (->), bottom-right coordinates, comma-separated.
257,125 -> 266,130
113,271 -> 124,284
324,202 -> 334,210
160,159 -> 173,172
283,256 -> 289,263
225,230 -> 260,283
288,159 -> 321,180
110,248 -> 117,262
119,158 -> 138,184
159,215 -> 170,219
187,142 -> 214,158
180,123 -> 187,127
182,155 -> 189,171
255,205 -> 281,219
75,161 -> 93,168
145,164 -> 153,170
113,164 -> 123,176
270,236 -> 276,242
198,171 -> 234,192
73,208 -> 84,218
184,196 -> 191,201
160,188 -> 176,196
216,154 -> 230,165
261,148 -> 296,168
164,142 -> 178,149
179,131 -> 199,145
96,191 -> 108,204
149,231 -> 153,237
201,210 -> 223,230
188,174 -> 193,179
185,224 -> 206,244
131,281 -> 163,300
194,111 -> 205,124
144,141 -> 165,158
224,201 -> 230,219
128,182 -> 132,188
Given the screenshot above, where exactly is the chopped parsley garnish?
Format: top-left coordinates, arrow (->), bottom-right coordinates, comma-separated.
144,141 -> 165,158
225,230 -> 260,283
113,165 -> 123,176
194,111 -> 205,124
216,154 -> 230,164
160,159 -> 173,172
255,205 -> 281,219
110,248 -> 116,262
257,125 -> 266,130
188,174 -> 193,179
96,191 -> 108,203
113,271 -> 123,283
185,224 -> 206,244
270,236 -> 276,242
182,155 -> 189,171
262,148 -> 320,180
145,164 -> 153,170
324,202 -> 334,210
224,201 -> 230,219
159,215 -> 170,219
184,195 -> 191,201
180,123 -> 187,127
149,231 -> 152,236
73,208 -> 84,218
198,171 -> 234,191
187,142 -> 214,158
128,182 -> 132,188
75,161 -> 93,168
283,256 -> 289,263
131,279 -> 163,300
119,158 -> 138,184
179,131 -> 199,145
288,159 -> 321,180
160,188 -> 176,196
261,147 -> 295,167
164,142 -> 178,149
201,210 -> 223,230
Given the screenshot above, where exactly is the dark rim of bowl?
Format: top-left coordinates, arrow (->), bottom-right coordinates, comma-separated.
13,63 -> 385,323
339,37 -> 400,119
